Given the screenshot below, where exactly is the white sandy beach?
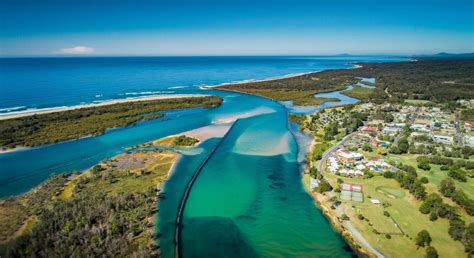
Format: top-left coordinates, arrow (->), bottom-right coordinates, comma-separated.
0,94 -> 209,121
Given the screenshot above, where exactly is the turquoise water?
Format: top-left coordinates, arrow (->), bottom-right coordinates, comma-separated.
0,56 -> 406,256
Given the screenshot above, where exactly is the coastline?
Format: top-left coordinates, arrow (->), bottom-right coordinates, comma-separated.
0,94 -> 209,121
204,62 -> 366,89
0,61 -> 365,121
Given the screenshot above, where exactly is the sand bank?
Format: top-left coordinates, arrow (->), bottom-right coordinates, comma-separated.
182,123 -> 233,142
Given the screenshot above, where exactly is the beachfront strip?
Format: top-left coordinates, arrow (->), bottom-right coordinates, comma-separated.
298,99 -> 474,258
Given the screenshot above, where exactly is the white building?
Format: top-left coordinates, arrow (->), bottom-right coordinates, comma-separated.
432,135 -> 454,145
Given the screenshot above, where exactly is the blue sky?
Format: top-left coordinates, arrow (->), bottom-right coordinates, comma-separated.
1,0 -> 473,56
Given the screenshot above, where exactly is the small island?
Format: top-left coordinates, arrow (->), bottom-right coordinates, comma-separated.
147,135 -> 200,148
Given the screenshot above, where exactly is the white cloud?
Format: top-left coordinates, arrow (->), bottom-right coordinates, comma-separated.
60,46 -> 95,55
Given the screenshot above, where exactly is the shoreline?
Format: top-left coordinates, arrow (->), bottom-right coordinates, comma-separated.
0,61 -> 366,120
203,62 -> 364,90
0,94 -> 209,121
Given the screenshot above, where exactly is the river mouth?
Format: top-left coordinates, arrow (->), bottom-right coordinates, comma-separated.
158,100 -> 353,258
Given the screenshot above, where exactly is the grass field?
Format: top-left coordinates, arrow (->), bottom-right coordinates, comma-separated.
387,154 -> 474,200
323,173 -> 469,258
73,150 -> 176,197
375,186 -> 405,198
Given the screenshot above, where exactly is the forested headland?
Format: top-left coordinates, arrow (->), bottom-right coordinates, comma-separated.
0,96 -> 222,149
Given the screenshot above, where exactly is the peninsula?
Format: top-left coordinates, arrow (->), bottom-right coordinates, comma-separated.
0,96 -> 222,150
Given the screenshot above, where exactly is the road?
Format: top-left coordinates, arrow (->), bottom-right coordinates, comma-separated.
316,131 -> 358,173
334,199 -> 386,258
344,221 -> 385,258
455,112 -> 464,147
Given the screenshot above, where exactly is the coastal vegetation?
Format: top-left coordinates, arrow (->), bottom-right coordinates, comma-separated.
0,140 -> 178,257
293,96 -> 339,106
149,135 -> 199,147
219,59 -> 474,105
329,59 -> 474,103
218,71 -> 358,103
0,96 -> 222,149
341,86 -> 374,102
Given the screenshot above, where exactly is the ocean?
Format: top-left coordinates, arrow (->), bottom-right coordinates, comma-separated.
0,55 -> 406,257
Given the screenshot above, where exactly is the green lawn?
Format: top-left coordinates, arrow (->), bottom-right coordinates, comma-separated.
375,186 -> 405,198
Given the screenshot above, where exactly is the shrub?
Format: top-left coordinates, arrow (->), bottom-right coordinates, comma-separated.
341,214 -> 349,221
420,177 -> 429,184
448,169 -> 467,182
418,160 -> 431,171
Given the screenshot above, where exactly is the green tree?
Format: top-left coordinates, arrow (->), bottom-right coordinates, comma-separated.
464,223 -> 474,255
362,144 -> 372,152
398,137 -> 409,153
425,246 -> 438,258
449,218 -> 466,241
439,178 -> 456,197
415,230 -> 432,248
418,160 -> 431,171
419,193 -> 442,214
315,179 -> 333,193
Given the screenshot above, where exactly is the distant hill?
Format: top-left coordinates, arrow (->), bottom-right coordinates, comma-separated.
414,52 -> 474,59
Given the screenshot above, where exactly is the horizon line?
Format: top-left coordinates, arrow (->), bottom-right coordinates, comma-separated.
1,52 -> 473,59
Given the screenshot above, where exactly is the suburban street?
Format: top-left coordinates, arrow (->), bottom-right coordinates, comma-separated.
455,112 -> 464,147
393,106 -> 420,146
316,131 -> 358,173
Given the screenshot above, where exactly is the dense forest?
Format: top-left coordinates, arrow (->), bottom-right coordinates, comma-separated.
0,96 -> 222,148
219,59 -> 474,104
329,59 -> 474,103
0,148 -> 176,257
